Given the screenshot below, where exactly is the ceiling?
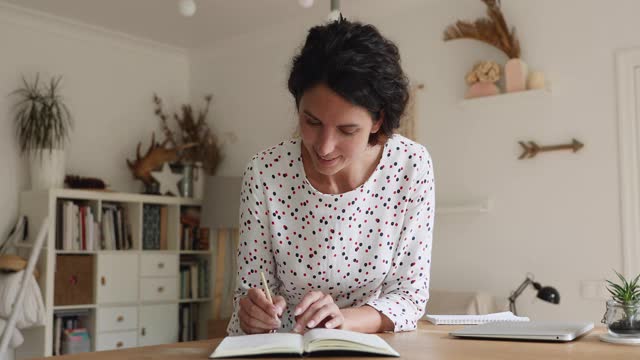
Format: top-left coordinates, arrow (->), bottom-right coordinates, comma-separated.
0,0 -> 415,49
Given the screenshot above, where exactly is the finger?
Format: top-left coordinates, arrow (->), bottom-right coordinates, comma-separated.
248,288 -> 278,318
239,303 -> 280,331
239,312 -> 270,334
240,297 -> 281,328
273,295 -> 287,316
324,311 -> 345,329
294,294 -> 333,332
305,304 -> 340,329
294,291 -> 325,317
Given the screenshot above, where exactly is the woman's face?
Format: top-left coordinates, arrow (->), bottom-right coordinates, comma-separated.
298,83 -> 381,177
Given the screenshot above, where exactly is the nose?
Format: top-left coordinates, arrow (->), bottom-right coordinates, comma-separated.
316,129 -> 336,157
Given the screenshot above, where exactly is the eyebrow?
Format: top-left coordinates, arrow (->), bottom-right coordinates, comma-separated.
303,110 -> 360,128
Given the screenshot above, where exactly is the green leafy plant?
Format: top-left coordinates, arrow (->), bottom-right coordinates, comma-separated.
606,271 -> 640,306
604,270 -> 640,334
11,74 -> 73,155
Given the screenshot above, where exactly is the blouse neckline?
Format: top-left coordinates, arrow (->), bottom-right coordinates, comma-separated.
295,136 -> 393,197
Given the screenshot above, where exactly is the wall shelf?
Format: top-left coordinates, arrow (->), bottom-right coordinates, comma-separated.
53,304 -> 97,311
458,89 -> 551,108
179,298 -> 212,303
437,198 -> 492,215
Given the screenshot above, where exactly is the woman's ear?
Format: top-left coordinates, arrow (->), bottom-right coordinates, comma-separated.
371,111 -> 384,133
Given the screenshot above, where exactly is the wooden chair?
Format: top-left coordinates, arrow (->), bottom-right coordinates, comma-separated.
208,227 -> 239,338
0,217 -> 48,356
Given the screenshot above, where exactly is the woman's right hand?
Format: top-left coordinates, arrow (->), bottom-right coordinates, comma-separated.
238,288 -> 286,334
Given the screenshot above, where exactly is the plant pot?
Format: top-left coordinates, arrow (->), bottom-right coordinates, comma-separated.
602,300 -> 640,337
29,149 -> 65,190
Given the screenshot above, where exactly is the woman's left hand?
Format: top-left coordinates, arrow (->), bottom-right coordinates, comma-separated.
293,291 -> 345,333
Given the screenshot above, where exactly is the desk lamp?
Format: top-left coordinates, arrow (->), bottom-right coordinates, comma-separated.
509,273 -> 560,315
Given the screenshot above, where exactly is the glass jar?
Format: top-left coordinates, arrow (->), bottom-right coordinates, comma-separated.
180,163 -> 194,198
601,300 -> 640,337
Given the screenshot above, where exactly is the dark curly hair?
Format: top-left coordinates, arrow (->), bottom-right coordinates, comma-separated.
288,17 -> 409,145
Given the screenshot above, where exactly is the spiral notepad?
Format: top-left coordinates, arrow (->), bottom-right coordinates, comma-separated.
425,311 -> 529,325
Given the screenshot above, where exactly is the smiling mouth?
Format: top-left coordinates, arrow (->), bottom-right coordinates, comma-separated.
317,153 -> 339,163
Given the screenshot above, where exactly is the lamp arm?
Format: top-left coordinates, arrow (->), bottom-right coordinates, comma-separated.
508,277 -> 533,315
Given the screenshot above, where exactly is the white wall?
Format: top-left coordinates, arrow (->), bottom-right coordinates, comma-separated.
190,0 -> 640,323
0,4 -> 190,249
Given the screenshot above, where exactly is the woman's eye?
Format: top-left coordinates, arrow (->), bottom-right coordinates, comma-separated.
341,129 -> 357,136
305,118 -> 321,126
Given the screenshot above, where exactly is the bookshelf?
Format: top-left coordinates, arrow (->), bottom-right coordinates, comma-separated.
15,189 -> 213,359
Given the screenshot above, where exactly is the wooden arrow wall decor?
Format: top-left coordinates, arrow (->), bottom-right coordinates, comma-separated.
518,138 -> 584,159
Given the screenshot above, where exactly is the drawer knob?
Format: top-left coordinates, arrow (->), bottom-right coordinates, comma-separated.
141,327 -> 146,336
158,286 -> 164,293
101,276 -> 106,286
158,262 -> 165,269
117,315 -> 124,322
116,341 -> 123,348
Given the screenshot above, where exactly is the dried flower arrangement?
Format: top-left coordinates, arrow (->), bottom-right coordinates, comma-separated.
443,0 -> 520,59
466,61 -> 500,85
153,93 -> 220,175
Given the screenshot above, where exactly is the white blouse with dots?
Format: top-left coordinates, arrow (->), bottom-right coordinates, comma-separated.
227,134 -> 435,334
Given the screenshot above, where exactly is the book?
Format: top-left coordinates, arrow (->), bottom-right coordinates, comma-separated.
210,328 -> 399,358
424,311 -> 530,325
159,206 -> 168,250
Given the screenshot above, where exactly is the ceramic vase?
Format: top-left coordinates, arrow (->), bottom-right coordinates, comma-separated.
505,58 -> 528,92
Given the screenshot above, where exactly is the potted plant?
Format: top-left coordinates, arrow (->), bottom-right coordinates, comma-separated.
11,74 -> 73,190
152,93 -> 222,199
602,271 -> 640,337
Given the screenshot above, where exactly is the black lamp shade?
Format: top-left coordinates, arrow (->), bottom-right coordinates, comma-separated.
536,286 -> 560,304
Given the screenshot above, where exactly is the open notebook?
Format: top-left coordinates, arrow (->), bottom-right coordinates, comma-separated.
210,328 -> 399,358
425,311 -> 530,325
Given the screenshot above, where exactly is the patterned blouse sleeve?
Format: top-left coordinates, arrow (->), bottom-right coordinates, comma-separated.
366,153 -> 435,332
226,157 -> 278,335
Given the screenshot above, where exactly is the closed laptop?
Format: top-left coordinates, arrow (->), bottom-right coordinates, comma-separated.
450,321 -> 594,342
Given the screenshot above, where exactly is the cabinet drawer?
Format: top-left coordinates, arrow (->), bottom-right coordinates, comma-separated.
95,331 -> 137,351
140,277 -> 177,301
140,254 -> 177,277
96,306 -> 137,332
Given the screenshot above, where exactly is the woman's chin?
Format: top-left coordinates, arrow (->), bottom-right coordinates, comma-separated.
314,159 -> 342,175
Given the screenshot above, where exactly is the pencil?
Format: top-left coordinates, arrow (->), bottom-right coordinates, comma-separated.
260,271 -> 277,333
260,271 -> 274,304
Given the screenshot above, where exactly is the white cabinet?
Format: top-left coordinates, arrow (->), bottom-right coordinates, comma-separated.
138,304 -> 179,346
17,189 -> 211,359
96,253 -> 139,304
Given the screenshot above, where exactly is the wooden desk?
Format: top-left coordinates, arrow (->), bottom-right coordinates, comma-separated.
35,322 -> 634,360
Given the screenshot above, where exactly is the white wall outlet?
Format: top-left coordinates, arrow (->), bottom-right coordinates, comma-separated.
580,280 -> 609,300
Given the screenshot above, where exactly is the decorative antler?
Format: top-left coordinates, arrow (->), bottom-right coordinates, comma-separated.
443,0 -> 520,59
126,132 -> 197,185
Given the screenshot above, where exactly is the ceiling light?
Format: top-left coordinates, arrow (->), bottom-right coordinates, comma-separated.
298,0 -> 314,8
179,0 -> 196,17
327,0 -> 341,21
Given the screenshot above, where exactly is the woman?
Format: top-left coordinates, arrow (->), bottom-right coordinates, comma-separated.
227,17 -> 434,335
